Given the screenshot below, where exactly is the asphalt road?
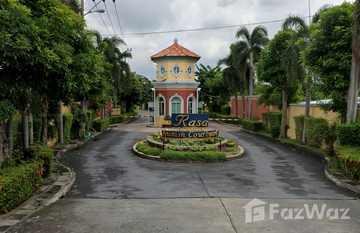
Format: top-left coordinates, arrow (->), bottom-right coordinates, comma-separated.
7,114 -> 360,233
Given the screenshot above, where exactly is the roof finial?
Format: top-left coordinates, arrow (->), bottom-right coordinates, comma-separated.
174,38 -> 178,43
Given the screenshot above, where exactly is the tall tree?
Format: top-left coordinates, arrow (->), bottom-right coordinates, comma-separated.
302,2 -> 354,122
257,30 -> 304,138
235,25 -> 269,119
282,4 -> 330,143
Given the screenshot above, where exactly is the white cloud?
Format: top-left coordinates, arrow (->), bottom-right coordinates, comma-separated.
84,0 -> 352,80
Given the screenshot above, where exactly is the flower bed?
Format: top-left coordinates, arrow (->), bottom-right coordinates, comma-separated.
335,146 -> 360,182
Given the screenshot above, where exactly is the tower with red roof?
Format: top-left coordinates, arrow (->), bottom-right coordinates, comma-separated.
151,39 -> 201,126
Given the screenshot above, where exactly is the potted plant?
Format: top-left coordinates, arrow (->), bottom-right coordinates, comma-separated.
163,115 -> 172,128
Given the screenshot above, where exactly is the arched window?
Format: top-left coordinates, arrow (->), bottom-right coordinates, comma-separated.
187,97 -> 194,113
171,97 -> 181,114
158,97 -> 165,116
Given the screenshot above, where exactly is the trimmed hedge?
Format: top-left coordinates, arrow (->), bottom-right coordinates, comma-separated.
109,116 -> 127,124
0,160 -> 44,214
294,115 -> 305,141
240,119 -> 263,132
160,150 -> 226,161
26,144 -> 54,178
336,123 -> 360,146
221,106 -> 231,115
93,118 -> 110,132
304,117 -> 328,148
335,146 -> 360,182
63,113 -> 73,143
270,125 -> 280,138
136,144 -> 160,156
262,112 -> 282,131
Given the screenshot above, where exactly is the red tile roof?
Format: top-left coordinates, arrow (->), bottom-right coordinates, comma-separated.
151,41 -> 201,60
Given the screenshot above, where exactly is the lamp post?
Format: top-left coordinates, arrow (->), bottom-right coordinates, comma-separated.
81,0 -> 105,16
85,9 -> 105,16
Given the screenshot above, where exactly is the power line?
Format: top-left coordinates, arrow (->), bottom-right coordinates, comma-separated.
94,1 -> 112,37
113,0 -> 125,42
103,1 -> 117,36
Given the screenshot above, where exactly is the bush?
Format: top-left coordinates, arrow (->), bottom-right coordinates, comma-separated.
26,144 -> 54,178
0,160 -> 44,214
86,109 -> 96,133
160,150 -> 226,161
221,106 -> 231,115
262,112 -> 282,131
294,115 -> 304,142
93,118 -> 110,132
70,109 -> 88,139
240,119 -> 263,132
270,125 -> 280,138
335,146 -> 360,182
136,144 -> 160,156
165,144 -> 218,152
63,113 -> 73,143
336,123 -> 360,146
304,117 -> 328,148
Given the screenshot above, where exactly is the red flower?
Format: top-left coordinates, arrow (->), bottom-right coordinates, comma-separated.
3,173 -> 5,176
0,186 -> 2,190
4,193 -> 6,196
18,194 -> 21,197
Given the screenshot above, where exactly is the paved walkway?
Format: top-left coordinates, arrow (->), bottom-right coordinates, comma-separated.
2,114 -> 360,232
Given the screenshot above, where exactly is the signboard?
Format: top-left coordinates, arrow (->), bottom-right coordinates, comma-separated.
161,129 -> 218,139
110,108 -> 121,116
171,114 -> 209,128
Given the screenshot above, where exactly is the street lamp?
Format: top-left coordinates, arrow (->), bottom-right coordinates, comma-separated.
84,9 -> 105,16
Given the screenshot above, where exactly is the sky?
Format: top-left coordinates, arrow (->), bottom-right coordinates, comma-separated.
83,0 -> 352,81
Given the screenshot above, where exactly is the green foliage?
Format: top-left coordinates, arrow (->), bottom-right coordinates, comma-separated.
93,118 -> 110,132
335,146 -> 360,182
0,160 -> 44,214
226,147 -> 238,153
160,150 -> 226,161
0,101 -> 16,124
294,115 -> 305,141
26,144 -> 54,178
71,108 -> 88,139
63,113 -> 73,143
136,144 -> 160,156
32,118 -> 42,144
262,112 -> 282,131
240,119 -> 263,132
227,139 -> 238,147
336,123 -> 360,146
302,2 -> 354,121
86,109 -> 96,133
165,144 -> 218,152
221,106 -> 231,115
304,117 -> 329,148
270,125 -> 281,138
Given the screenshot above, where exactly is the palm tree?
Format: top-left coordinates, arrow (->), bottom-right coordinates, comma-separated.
282,4 -> 330,141
235,25 -> 269,120
93,31 -> 132,109
349,0 -> 360,124
219,42 -> 249,118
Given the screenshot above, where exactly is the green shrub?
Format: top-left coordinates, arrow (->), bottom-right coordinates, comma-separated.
336,123 -> 360,146
136,144 -> 160,156
270,125 -> 280,138
93,118 -> 110,132
221,106 -> 231,115
240,119 -> 263,132
63,113 -> 73,143
294,115 -> 305,142
86,109 -> 96,133
226,147 -> 237,153
208,112 -> 217,118
0,160 -> 44,214
335,146 -> 360,182
165,144 -> 218,152
70,109 -> 88,139
160,150 -> 226,161
262,112 -> 282,131
304,117 -> 329,148
26,144 -> 54,178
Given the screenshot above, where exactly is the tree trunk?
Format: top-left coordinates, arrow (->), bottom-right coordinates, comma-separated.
41,94 -> 49,146
29,113 -> 33,144
279,89 -> 288,138
6,118 -> 13,158
101,108 -> 105,119
248,53 -> 254,120
114,89 -> 117,108
59,100 -> 63,144
301,83 -> 311,144
346,55 -> 359,124
241,82 -> 245,118
22,108 -> 29,154
79,97 -> 87,137
105,104 -> 107,118
0,122 -> 10,167
235,92 -> 238,117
